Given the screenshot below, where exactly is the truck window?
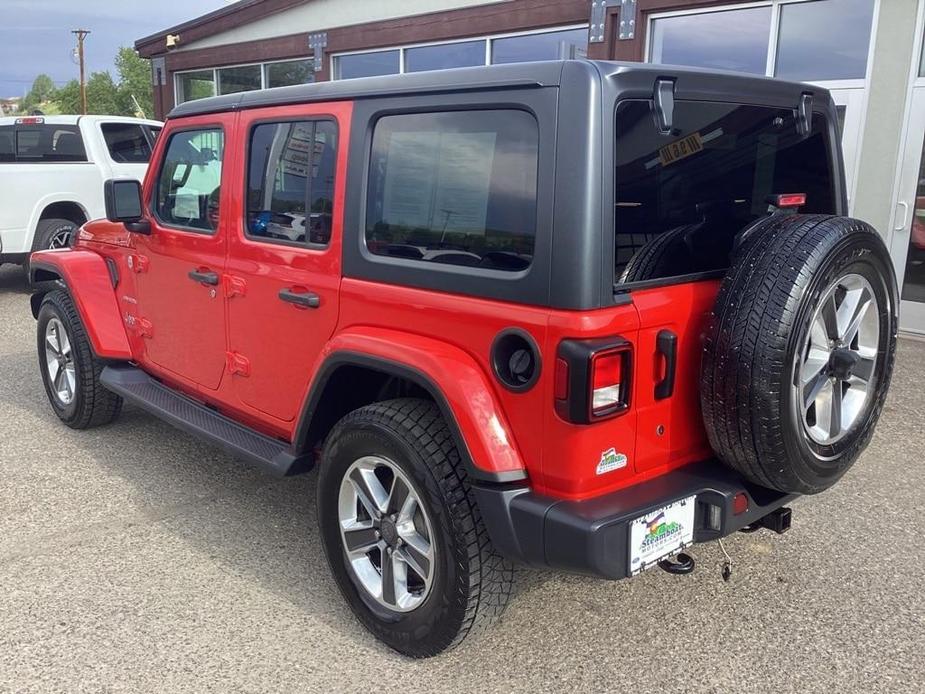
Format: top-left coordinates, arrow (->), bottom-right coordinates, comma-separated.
6,125 -> 87,163
101,123 -> 153,163
365,110 -> 538,272
245,120 -> 337,247
614,100 -> 835,285
155,128 -> 224,232
0,126 -> 12,162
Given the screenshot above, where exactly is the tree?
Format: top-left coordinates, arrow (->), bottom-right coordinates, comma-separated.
52,72 -> 119,115
115,47 -> 153,118
22,74 -> 57,113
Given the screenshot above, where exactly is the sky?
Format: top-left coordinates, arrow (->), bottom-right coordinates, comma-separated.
0,0 -> 230,97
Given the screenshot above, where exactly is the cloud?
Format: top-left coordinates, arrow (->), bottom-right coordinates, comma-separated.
0,0 -> 227,96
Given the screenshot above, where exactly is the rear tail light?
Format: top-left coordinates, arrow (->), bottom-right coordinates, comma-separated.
556,338 -> 632,424
591,349 -> 626,417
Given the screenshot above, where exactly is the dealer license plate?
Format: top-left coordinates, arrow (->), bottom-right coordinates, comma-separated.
629,496 -> 696,576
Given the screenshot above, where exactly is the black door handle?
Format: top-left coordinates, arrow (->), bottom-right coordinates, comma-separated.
655,329 -> 677,400
188,269 -> 219,285
278,287 -> 320,309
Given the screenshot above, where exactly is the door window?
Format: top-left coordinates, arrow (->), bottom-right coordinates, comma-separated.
101,122 -> 153,163
154,128 -> 224,232
901,143 -> 925,305
614,100 -> 836,285
365,110 -> 538,271
245,120 -> 338,246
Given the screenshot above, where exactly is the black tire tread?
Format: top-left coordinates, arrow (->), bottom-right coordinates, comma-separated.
40,289 -> 122,429
325,398 -> 513,656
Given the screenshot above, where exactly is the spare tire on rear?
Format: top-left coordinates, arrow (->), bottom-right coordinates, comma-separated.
701,214 -> 898,495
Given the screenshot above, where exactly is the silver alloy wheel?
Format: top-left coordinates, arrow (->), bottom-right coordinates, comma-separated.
44,317 -> 76,406
47,225 -> 73,249
795,273 -> 879,446
338,455 -> 435,612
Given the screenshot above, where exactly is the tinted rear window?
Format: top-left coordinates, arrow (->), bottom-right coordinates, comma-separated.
614,100 -> 835,285
365,110 -> 538,272
102,123 -> 152,163
6,125 -> 87,162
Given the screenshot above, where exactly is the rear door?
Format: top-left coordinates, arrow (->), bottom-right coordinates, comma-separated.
224,102 -> 350,422
613,98 -> 839,474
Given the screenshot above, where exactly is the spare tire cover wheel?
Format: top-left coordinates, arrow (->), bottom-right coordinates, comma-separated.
701,215 -> 898,495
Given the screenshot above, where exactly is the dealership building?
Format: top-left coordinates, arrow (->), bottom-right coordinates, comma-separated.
137,0 -> 925,335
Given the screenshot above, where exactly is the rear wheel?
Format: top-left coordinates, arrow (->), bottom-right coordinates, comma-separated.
701,215 -> 897,494
317,398 -> 513,657
37,289 -> 122,429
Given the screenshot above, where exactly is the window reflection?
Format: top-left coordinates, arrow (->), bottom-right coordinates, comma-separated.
775,0 -> 875,81
491,28 -> 587,64
650,7 -> 772,74
405,41 -> 485,72
334,51 -> 401,80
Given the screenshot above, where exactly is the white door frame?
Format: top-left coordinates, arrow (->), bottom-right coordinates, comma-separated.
887,0 -> 925,335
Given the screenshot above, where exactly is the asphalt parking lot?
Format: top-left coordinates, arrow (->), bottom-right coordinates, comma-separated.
1,263 -> 923,693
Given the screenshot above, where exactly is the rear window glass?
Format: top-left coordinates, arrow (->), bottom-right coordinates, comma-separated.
614,100 -> 835,285
101,123 -> 152,163
365,110 -> 538,272
0,124 -> 86,162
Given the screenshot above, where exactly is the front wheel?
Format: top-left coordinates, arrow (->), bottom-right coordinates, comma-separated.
37,289 -> 123,429
317,398 -> 513,657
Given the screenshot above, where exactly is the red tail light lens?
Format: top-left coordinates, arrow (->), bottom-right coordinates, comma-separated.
733,492 -> 749,515
591,351 -> 624,415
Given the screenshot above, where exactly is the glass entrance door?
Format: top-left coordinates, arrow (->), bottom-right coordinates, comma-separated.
890,87 -> 925,335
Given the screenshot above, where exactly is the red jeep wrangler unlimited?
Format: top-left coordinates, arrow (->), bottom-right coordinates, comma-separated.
30,61 -> 897,657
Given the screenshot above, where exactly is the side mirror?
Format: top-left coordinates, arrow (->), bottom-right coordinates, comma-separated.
104,179 -> 151,234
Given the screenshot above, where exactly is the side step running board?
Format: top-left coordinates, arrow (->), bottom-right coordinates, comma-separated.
100,365 -> 312,477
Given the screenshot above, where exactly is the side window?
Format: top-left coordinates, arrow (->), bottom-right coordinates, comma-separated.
614,100 -> 835,285
155,128 -> 223,232
365,110 -> 538,271
101,123 -> 152,163
245,120 -> 337,246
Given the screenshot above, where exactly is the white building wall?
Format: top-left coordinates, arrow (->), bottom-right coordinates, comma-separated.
176,0 -> 511,51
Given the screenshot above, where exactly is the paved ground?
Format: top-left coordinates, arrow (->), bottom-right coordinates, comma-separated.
1,263 -> 923,694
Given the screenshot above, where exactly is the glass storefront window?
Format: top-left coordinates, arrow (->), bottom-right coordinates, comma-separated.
405,40 -> 486,73
177,70 -> 215,103
650,7 -> 772,74
775,0 -> 875,81
264,59 -> 314,88
334,50 -> 401,80
490,28 -> 587,64
217,64 -> 262,95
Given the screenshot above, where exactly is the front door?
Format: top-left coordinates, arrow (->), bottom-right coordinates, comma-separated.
133,118 -> 230,390
890,87 -> 925,336
224,104 -> 349,422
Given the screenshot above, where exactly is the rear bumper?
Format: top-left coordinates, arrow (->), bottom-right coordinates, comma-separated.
473,460 -> 797,580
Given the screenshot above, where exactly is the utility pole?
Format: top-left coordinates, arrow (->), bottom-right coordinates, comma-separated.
72,29 -> 90,115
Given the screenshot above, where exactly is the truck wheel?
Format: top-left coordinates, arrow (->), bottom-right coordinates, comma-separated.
701,215 -> 898,494
36,289 -> 122,429
33,218 -> 78,251
317,398 -> 513,657
619,222 -> 699,283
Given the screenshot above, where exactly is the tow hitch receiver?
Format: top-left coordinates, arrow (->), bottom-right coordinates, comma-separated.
757,507 -> 792,534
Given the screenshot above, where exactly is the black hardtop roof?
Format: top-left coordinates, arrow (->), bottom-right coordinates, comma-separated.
168,59 -> 826,119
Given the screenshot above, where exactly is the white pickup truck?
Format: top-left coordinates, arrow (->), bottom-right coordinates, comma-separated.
0,115 -> 162,266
